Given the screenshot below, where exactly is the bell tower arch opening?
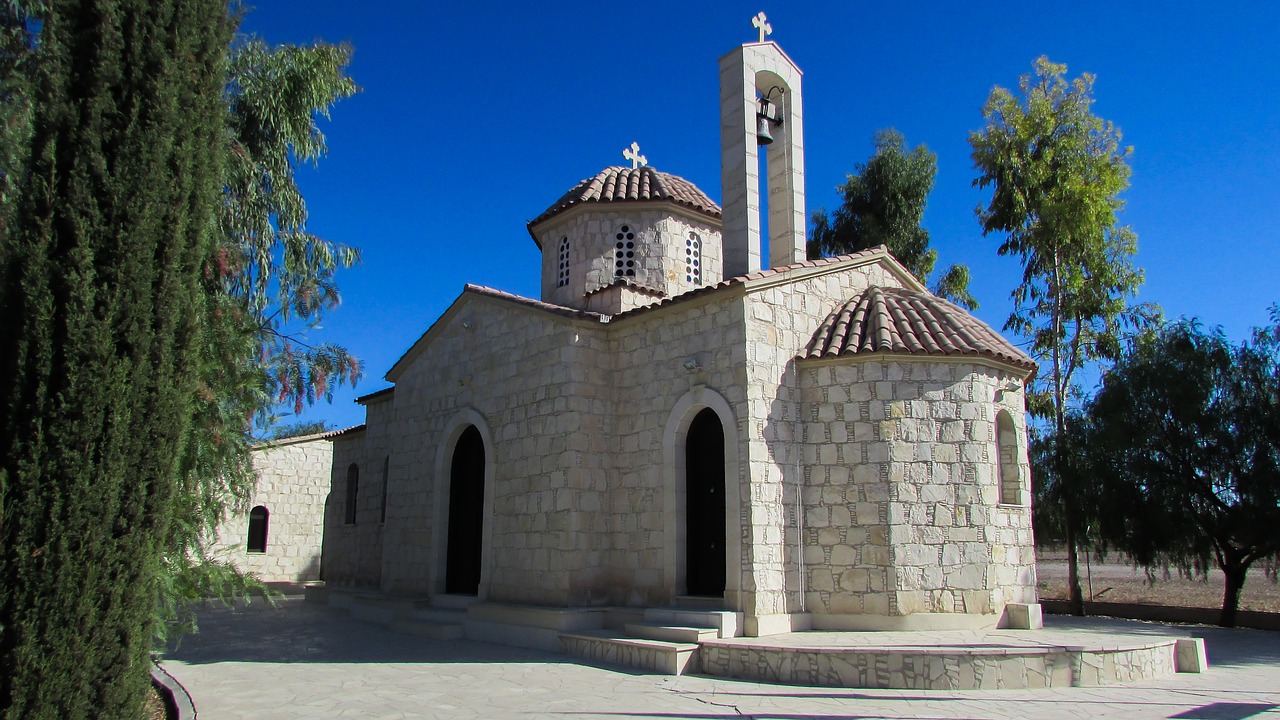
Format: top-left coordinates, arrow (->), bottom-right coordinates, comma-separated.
719,25 -> 806,277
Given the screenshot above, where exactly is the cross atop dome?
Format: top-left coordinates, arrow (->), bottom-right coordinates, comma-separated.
751,11 -> 772,43
622,142 -> 647,169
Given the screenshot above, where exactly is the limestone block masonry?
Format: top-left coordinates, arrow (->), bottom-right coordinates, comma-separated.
211,434 -> 332,582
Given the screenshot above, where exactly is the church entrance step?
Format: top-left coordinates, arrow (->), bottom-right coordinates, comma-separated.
432,593 -> 480,610
408,605 -> 468,624
559,630 -> 700,676
673,595 -> 725,610
348,595 -> 424,625
389,619 -> 465,641
644,608 -> 743,638
624,623 -> 720,644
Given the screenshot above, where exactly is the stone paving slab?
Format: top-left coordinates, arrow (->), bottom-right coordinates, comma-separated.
162,597 -> 1280,719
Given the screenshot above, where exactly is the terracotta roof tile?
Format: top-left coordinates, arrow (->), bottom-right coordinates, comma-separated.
320,424 -> 366,439
528,165 -> 722,235
583,276 -> 667,297
355,387 -> 394,404
610,246 -> 898,321
803,286 -> 1037,374
464,284 -> 609,322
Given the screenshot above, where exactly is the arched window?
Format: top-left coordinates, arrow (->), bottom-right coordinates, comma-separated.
556,237 -> 570,287
380,456 -> 390,524
246,506 -> 269,553
997,411 -> 1021,505
345,463 -> 359,525
685,232 -> 702,285
613,224 -> 636,278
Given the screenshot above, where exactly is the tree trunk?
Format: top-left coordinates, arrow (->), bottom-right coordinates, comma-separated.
1220,561 -> 1248,628
1065,520 -> 1086,616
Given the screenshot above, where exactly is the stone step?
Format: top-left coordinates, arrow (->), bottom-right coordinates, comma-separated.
408,606 -> 468,624
673,595 -> 726,610
349,595 -> 419,625
624,623 -> 720,644
644,608 -> 743,638
390,619 -> 465,641
432,593 -> 481,610
559,630 -> 699,676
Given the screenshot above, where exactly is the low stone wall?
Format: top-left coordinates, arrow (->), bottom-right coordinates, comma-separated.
1041,600 -> 1280,631
698,640 -> 1177,690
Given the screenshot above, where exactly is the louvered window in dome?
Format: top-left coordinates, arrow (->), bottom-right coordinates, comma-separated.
685,232 -> 702,285
557,237 -> 570,287
613,225 -> 636,278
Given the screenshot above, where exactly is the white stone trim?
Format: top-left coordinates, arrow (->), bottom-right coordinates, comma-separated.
662,385 -> 742,608
431,408 -> 497,600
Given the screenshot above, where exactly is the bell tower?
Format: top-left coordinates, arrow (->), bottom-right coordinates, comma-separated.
719,12 -> 806,277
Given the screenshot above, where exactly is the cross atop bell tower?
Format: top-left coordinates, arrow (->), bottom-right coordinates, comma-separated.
719,11 -> 806,277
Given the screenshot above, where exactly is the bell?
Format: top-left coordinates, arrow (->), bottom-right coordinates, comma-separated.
757,116 -> 774,145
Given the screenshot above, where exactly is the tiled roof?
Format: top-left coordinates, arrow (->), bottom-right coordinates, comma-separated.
320,424 -> 367,439
464,284 -> 609,321
528,165 -> 722,235
802,286 -> 1037,373
583,276 -> 667,298
610,246 -> 907,321
355,387 -> 394,404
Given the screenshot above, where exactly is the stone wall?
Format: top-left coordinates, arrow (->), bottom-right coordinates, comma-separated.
737,261 -> 911,630
798,358 -> 1037,628
536,207 -> 723,309
212,435 -> 331,582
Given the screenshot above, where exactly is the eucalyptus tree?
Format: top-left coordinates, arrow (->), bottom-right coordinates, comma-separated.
1087,315 -> 1280,627
970,57 -> 1156,615
809,129 -> 976,308
161,36 -> 362,642
0,0 -> 230,715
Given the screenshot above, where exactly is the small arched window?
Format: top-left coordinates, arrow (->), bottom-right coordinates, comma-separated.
345,463 -> 359,525
247,506 -> 269,553
685,232 -> 702,285
556,237 -> 570,287
380,456 -> 390,524
997,411 -> 1021,505
613,224 -> 636,277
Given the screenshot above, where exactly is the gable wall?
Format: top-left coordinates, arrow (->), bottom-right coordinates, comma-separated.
211,437 -> 331,582
604,292 -> 749,607
371,298 -> 613,603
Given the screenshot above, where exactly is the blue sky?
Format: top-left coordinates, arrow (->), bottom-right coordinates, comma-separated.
240,2 -> 1280,431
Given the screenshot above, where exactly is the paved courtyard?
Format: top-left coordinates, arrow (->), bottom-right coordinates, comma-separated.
161,596 -> 1280,719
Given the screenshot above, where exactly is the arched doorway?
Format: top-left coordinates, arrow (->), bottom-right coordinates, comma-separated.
445,425 -> 485,595
685,408 -> 726,597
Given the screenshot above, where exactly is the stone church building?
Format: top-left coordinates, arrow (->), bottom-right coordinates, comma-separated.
318,29 -> 1039,638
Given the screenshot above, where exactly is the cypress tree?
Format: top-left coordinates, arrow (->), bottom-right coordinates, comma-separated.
0,1 -> 229,717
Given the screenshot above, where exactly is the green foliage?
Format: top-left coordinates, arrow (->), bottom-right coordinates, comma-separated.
0,0 -> 230,716
970,57 -> 1157,613
970,57 -> 1156,419
156,36 -> 362,645
0,2 -> 42,233
270,420 -> 333,440
808,128 -> 977,309
1086,315 -> 1280,627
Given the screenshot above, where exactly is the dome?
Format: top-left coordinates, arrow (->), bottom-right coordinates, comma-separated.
803,286 -> 1037,373
527,165 -> 721,240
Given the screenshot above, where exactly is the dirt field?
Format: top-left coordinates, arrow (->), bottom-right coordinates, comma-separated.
1036,548 -> 1280,613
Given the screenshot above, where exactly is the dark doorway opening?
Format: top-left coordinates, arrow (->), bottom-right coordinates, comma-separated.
446,426 -> 485,595
685,408 -> 726,597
